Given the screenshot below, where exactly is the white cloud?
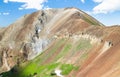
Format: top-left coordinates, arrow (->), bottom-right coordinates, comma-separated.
3,0 -> 47,10
93,0 -> 120,14
0,12 -> 10,15
3,12 -> 10,15
44,6 -> 52,10
93,0 -> 104,3
81,0 -> 85,3
3,0 -> 8,3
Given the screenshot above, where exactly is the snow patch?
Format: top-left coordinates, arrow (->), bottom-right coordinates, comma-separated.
55,69 -> 64,77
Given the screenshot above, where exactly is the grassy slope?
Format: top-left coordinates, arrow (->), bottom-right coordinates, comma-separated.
1,38 -> 93,77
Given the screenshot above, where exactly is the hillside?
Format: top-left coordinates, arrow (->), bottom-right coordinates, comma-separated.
0,8 -> 120,77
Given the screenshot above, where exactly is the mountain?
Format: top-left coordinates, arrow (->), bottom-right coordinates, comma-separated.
0,8 -> 120,77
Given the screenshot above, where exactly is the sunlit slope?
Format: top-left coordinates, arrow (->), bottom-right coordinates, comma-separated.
0,7 -> 103,74
2,37 -> 93,77
1,8 -> 120,77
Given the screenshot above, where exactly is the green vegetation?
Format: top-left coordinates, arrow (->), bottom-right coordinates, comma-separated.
60,64 -> 78,75
33,38 -> 66,64
81,52 -> 88,59
76,39 -> 92,51
1,63 -> 78,77
54,42 -> 72,61
1,39 -> 78,77
83,15 -> 99,25
1,37 -> 93,77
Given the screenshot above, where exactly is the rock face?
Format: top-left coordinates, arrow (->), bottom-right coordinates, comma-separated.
0,8 -> 120,77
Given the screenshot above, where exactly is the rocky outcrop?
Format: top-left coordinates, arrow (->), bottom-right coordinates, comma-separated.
23,37 -> 49,60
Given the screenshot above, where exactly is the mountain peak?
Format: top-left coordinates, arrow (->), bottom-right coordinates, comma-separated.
0,8 -> 120,77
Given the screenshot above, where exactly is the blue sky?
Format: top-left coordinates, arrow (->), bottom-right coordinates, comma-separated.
0,0 -> 120,27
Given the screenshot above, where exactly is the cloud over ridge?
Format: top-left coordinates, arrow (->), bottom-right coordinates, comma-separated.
4,0 -> 47,10
93,0 -> 120,14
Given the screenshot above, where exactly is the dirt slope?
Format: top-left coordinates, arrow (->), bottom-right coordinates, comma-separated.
0,8 -> 120,77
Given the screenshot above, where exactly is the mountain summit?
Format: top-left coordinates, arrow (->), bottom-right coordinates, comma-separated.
0,8 -> 120,77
